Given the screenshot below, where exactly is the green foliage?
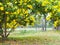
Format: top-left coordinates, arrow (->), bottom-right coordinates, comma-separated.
0,0 -> 35,29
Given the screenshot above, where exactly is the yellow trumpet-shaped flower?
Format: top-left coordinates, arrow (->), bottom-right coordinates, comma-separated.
46,13 -> 52,21
28,0 -> 31,2
0,7 -> 4,11
53,6 -> 58,9
22,8 -> 25,12
57,8 -> 60,12
42,1 -> 49,6
45,8 -> 48,12
13,12 -> 17,14
15,1 -> 17,4
54,21 -> 58,27
5,12 -> 9,14
25,10 -> 28,14
54,20 -> 60,27
30,16 -> 35,21
27,5 -> 33,9
16,9 -> 21,14
19,0 -> 23,5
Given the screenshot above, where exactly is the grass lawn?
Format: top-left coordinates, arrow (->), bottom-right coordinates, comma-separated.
0,30 -> 60,45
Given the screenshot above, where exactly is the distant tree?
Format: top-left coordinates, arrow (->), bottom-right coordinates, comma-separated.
46,0 -> 60,30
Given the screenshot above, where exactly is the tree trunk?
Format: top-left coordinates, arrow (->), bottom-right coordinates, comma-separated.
2,35 -> 7,40
2,9 -> 7,40
44,15 -> 46,31
0,23 -> 3,35
4,14 -> 7,40
41,15 -> 45,31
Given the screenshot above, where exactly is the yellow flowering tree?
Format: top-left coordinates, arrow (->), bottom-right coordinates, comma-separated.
0,0 -> 35,39
46,0 -> 60,30
31,0 -> 53,31
31,0 -> 60,30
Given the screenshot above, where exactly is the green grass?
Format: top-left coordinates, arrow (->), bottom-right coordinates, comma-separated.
0,30 -> 60,45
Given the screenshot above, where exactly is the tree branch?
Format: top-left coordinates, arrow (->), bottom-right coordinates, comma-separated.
6,23 -> 17,37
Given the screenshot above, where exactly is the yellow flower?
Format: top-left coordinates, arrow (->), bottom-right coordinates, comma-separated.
0,7 -> 4,11
28,0 -> 31,2
57,8 -> 60,12
22,8 -> 25,12
15,1 -> 17,4
25,18 -> 29,22
7,23 -> 9,26
53,6 -> 58,9
30,16 -> 35,21
7,2 -> 11,5
0,2 -> 3,5
19,0 -> 23,5
45,8 -> 48,12
54,19 -> 60,27
46,17 -> 50,21
16,9 -> 21,14
20,13 -> 23,16
14,24 -> 18,28
5,12 -> 9,14
46,13 -> 52,21
24,0 -> 27,2
54,21 -> 58,27
13,12 -> 17,14
42,1 -> 49,6
26,14 -> 28,17
7,23 -> 11,28
13,20 -> 16,24
27,5 -> 33,9
24,3 -> 27,5
25,10 -> 28,14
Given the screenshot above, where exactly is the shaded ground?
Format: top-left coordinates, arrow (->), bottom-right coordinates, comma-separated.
0,30 -> 60,45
